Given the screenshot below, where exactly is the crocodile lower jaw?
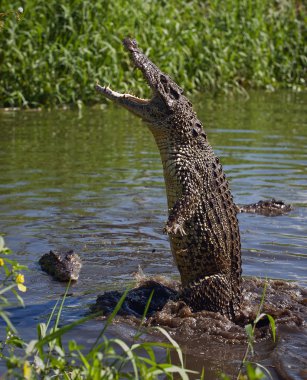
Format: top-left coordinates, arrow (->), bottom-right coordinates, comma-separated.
95,84 -> 150,105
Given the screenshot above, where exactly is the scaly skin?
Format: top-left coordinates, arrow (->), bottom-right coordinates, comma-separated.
39,250 -> 82,282
95,38 -> 242,320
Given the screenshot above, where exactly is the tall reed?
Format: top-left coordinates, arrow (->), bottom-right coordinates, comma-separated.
0,0 -> 305,107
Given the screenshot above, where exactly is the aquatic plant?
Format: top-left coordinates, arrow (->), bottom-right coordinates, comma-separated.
236,282 -> 276,379
222,282 -> 276,380
0,236 -> 27,333
0,239 -> 195,379
0,0 -> 305,107
3,292 -> 196,379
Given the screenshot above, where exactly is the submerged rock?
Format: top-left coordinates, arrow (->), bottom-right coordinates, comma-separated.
39,250 -> 82,281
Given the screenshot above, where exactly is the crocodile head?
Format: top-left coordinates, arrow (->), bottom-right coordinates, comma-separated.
95,38 -> 185,123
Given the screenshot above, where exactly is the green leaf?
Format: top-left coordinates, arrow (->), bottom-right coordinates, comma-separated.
0,311 -> 17,334
0,236 -> 4,251
266,314 -> 276,343
77,349 -> 90,370
244,323 -> 253,342
33,355 -> 45,371
0,284 -> 16,296
6,335 -> 24,349
90,287 -> 130,350
26,339 -> 38,355
113,338 -> 138,380
35,312 -> 102,349
54,280 -> 71,331
134,288 -> 155,340
37,323 -> 47,340
11,288 -> 25,307
68,340 -> 80,351
254,312 -> 266,325
46,298 -> 60,331
246,362 -> 264,379
54,344 -> 65,357
155,326 -> 185,368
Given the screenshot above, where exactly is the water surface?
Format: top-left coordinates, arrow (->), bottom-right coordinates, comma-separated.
0,91 -> 306,378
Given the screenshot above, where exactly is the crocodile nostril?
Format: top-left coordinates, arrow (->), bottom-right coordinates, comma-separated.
170,86 -> 180,100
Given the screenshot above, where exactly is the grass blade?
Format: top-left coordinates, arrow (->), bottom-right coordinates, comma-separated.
90,287 -> 130,350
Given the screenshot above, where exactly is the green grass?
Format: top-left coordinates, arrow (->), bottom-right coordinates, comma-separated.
0,0 -> 306,107
0,238 -> 196,379
2,290 -> 197,379
0,237 -> 276,379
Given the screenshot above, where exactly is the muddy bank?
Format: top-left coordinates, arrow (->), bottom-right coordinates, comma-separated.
92,276 -> 306,343
92,276 -> 306,379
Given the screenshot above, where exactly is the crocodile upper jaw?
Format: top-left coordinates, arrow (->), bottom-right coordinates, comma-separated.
95,38 -> 183,121
95,81 -> 172,122
95,83 -> 152,115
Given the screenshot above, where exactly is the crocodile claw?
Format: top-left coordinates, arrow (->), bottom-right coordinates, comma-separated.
164,222 -> 186,236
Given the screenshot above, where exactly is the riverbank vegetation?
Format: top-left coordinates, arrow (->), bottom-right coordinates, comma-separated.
1,237 -> 195,380
1,237 -> 276,379
0,0 -> 306,107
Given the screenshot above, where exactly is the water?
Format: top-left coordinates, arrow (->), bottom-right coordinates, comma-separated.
0,91 -> 306,378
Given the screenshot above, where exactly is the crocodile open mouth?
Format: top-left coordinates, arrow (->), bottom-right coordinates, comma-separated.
95,38 -> 173,119
95,38 -> 162,113
95,83 -> 151,106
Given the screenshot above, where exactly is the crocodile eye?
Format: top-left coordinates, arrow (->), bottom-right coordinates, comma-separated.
170,86 -> 180,100
66,250 -> 74,260
160,75 -> 168,83
192,128 -> 199,137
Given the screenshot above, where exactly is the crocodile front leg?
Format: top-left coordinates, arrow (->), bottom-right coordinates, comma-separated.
165,191 -> 200,236
163,159 -> 203,236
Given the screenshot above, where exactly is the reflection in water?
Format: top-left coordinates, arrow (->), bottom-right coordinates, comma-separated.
0,91 -> 307,378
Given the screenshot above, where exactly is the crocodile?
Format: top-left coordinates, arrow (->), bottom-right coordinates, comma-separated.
237,198 -> 292,216
39,250 -> 82,282
92,280 -> 178,318
95,38 -> 242,320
